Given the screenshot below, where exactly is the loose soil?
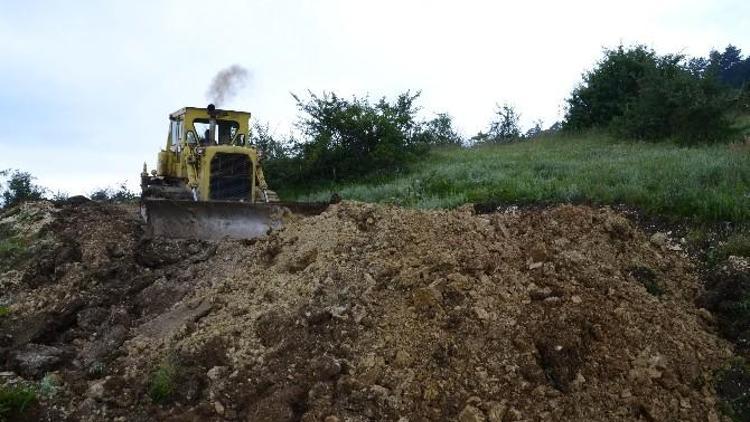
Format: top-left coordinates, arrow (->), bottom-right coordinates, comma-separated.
0,199 -> 742,421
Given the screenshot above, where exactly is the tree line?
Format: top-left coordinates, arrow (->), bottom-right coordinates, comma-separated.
3,43 -> 749,206
0,170 -> 136,209
564,44 -> 750,143
255,43 -> 749,187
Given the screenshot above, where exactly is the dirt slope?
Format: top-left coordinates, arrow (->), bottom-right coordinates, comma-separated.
0,200 -> 736,421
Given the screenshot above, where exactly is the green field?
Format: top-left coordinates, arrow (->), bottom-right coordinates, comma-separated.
285,132 -> 750,222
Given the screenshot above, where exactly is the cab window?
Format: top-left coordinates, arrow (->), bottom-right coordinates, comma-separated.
193,119 -> 240,145
169,119 -> 183,151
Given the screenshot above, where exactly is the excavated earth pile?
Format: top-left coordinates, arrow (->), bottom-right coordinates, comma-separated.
0,200 -> 739,421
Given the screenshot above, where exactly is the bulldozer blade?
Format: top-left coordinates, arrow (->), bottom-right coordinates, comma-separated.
141,199 -> 328,241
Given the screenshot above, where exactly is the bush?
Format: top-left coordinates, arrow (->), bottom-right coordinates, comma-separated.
707,45 -> 750,89
90,182 -> 138,202
250,122 -> 302,187
0,170 -> 46,209
0,237 -> 26,272
564,45 -> 735,143
148,360 -> 177,403
290,91 -> 429,182
0,385 -> 36,421
251,122 -> 291,161
474,104 -> 522,144
258,93 -> 466,192
420,113 -> 464,146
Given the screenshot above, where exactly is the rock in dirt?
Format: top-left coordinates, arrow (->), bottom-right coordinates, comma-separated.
86,380 -> 106,400
9,343 -> 64,377
206,365 -> 227,381
650,232 -> 668,247
459,404 -> 486,422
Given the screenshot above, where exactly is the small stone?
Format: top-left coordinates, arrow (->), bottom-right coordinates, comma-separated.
650,232 -> 668,247
77,397 -> 97,414
214,400 -> 225,415
324,416 -> 340,422
529,246 -> 547,263
207,366 -> 227,381
312,355 -> 342,380
459,404 -> 486,422
10,343 -> 63,377
697,308 -> 714,324
570,295 -> 582,304
571,372 -> 586,388
486,401 -> 507,422
369,384 -> 390,399
423,384 -> 440,401
505,408 -> 522,421
87,380 -> 106,400
528,261 -> 543,270
530,287 -> 553,301
473,307 -> 490,320
413,287 -> 442,312
466,396 -> 482,405
394,350 -> 412,368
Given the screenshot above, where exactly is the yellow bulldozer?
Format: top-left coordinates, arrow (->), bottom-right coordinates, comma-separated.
141,104 -> 327,240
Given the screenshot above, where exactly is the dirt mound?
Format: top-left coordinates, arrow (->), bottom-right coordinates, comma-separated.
0,200 -> 738,421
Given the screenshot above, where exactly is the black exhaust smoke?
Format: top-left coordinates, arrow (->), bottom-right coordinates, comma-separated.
205,65 -> 250,107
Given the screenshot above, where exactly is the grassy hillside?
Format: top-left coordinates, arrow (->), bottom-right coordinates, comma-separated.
284,132 -> 750,222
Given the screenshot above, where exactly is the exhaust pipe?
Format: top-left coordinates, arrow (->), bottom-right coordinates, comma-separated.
207,103 -> 217,144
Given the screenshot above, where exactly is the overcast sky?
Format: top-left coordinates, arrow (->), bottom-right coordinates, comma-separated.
1,0 -> 748,194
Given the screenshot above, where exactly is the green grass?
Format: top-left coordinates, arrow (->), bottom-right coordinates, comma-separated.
285,132 -> 750,222
733,113 -> 750,136
38,374 -> 58,399
720,232 -> 750,258
148,360 -> 177,403
0,385 -> 36,422
0,237 -> 24,258
0,236 -> 27,272
0,307 -> 9,318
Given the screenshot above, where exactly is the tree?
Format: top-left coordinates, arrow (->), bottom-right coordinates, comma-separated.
564,44 -> 735,143
251,122 -> 290,161
420,113 -> 463,146
687,56 -> 710,77
486,104 -> 521,142
565,45 -> 658,130
706,45 -> 750,89
249,122 -> 301,186
291,91 -> 428,181
0,169 -> 46,208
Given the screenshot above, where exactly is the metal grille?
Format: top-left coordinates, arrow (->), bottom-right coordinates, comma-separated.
209,153 -> 252,200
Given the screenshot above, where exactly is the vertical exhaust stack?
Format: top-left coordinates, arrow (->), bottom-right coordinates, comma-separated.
207,103 -> 217,144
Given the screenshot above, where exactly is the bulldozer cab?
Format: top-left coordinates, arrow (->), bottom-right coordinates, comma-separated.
167,106 -> 251,149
